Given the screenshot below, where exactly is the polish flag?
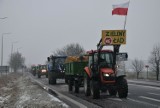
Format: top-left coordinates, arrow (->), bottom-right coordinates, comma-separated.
112,1 -> 129,16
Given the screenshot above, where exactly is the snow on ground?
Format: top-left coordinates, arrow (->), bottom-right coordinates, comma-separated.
0,72 -> 70,108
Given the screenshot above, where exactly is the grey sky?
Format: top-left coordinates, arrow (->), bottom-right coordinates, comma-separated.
0,0 -> 160,66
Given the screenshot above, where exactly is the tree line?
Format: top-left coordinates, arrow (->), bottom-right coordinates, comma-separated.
132,43 -> 160,80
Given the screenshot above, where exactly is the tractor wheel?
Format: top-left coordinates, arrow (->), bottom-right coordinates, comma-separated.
65,78 -> 68,84
48,79 -> 51,84
68,79 -> 73,92
33,72 -> 36,76
117,78 -> 128,98
46,74 -> 48,78
108,87 -> 117,96
52,78 -> 56,84
74,80 -> 79,93
84,75 -> 91,96
38,74 -> 41,78
90,81 -> 100,99
48,79 -> 53,84
49,78 -> 56,85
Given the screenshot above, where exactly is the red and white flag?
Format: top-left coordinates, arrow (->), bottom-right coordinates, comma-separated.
112,1 -> 129,16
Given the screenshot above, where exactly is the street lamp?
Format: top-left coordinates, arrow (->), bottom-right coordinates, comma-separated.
0,17 -> 7,19
1,33 -> 11,66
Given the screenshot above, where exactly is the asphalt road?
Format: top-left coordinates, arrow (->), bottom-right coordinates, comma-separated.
127,83 -> 160,108
28,73 -> 160,108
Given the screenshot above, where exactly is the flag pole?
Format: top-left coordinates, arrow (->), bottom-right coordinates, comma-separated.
124,0 -> 130,30
124,15 -> 127,30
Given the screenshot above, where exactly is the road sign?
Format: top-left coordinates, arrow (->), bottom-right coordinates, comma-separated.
0,66 -> 9,72
102,30 -> 126,45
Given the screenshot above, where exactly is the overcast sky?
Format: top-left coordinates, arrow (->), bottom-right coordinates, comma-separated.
0,0 -> 160,66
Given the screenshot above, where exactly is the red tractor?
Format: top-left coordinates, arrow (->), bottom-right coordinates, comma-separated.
83,39 -> 128,99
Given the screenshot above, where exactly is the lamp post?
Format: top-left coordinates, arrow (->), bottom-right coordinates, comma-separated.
1,33 -> 11,66
0,17 -> 7,19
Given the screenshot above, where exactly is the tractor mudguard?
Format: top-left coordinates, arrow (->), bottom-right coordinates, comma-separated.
116,75 -> 126,80
84,67 -> 91,78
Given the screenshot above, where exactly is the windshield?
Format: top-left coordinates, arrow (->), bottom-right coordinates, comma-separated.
40,65 -> 47,69
49,57 -> 66,71
99,52 -> 113,68
88,52 -> 113,68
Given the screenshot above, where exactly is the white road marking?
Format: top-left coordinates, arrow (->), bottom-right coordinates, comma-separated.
128,84 -> 160,90
128,98 -> 158,107
108,98 -> 122,101
148,92 -> 160,96
139,96 -> 160,102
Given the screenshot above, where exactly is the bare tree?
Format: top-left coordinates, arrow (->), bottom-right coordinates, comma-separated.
8,52 -> 25,72
53,43 -> 85,56
132,58 -> 144,79
148,44 -> 160,80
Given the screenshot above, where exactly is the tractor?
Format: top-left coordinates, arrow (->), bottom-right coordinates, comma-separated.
83,39 -> 128,99
47,55 -> 67,84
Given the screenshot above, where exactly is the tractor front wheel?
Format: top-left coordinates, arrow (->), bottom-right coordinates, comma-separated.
108,87 -> 117,96
117,78 -> 128,98
90,80 -> 100,99
84,75 -> 91,96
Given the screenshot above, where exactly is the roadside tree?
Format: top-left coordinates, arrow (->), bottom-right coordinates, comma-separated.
148,43 -> 160,80
53,43 -> 85,56
8,52 -> 25,72
132,58 -> 144,79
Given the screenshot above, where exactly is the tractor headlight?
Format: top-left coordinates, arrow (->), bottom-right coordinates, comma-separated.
103,73 -> 109,77
42,69 -> 47,72
116,65 -> 119,68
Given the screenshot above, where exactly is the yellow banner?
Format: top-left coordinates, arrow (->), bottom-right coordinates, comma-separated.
102,30 -> 126,45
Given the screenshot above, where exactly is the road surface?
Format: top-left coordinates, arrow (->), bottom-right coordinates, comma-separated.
28,73 -> 160,108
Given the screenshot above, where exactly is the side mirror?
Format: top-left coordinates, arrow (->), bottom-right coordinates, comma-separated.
47,57 -> 50,62
116,53 -> 128,61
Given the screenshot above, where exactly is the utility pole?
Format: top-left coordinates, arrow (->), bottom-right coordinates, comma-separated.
1,33 -> 11,66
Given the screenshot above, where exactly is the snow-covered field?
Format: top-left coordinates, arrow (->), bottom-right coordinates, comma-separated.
0,72 -> 69,108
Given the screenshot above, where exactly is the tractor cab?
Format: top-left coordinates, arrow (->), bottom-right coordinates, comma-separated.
88,50 -> 113,69
49,56 -> 67,72
87,50 -> 115,83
